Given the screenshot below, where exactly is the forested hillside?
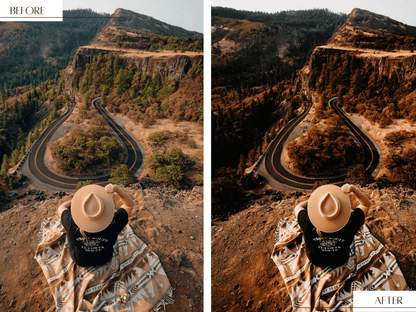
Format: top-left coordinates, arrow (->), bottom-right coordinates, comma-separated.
282,10 -> 416,192
212,7 -> 416,219
211,8 -> 347,218
0,9 -> 108,73
0,8 -> 202,92
0,8 -> 203,193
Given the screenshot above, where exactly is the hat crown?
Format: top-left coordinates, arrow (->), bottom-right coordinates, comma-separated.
82,192 -> 104,220
318,192 -> 340,220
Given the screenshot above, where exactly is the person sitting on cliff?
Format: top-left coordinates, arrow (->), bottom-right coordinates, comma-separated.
294,183 -> 371,268
57,183 -> 134,267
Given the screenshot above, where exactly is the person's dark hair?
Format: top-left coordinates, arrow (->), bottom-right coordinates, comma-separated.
77,216 -> 117,242
78,228 -> 89,242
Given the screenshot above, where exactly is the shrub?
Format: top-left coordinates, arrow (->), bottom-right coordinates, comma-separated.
346,164 -> 374,186
144,149 -> 194,188
109,164 -> 136,186
212,168 -> 244,219
147,131 -> 170,145
382,146 -> 416,188
165,148 -> 193,170
143,152 -> 166,171
192,174 -> 203,186
286,121 -> 362,176
54,126 -> 123,173
5,175 -> 19,190
76,180 -> 93,191
154,164 -> 184,188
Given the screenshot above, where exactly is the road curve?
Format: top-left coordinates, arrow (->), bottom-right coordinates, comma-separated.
263,97 -> 379,189
27,97 -> 143,190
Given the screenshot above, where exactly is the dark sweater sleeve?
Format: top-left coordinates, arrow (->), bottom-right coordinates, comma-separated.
113,208 -> 129,233
61,210 -> 77,233
297,209 -> 310,233
350,208 -> 365,233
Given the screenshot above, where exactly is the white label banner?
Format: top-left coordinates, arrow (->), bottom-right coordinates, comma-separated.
354,291 -> 416,311
0,0 -> 62,21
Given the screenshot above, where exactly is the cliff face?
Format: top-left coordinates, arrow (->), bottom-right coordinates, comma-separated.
65,46 -> 203,95
301,46 -> 416,94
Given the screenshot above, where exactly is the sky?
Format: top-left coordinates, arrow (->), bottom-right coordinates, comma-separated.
210,0 -> 416,27
63,0 -> 203,33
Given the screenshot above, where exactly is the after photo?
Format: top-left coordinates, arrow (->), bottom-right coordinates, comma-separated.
211,0 -> 415,310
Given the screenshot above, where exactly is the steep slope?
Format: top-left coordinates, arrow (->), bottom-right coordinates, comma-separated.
0,8 -> 201,73
92,8 -> 202,49
0,9 -> 108,72
109,8 -> 200,37
329,8 -> 416,49
211,8 -> 347,202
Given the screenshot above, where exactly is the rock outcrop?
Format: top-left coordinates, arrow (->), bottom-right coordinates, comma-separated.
65,46 -> 203,96
301,46 -> 416,94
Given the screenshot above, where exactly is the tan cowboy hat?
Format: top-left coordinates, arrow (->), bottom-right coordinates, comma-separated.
71,184 -> 115,233
307,184 -> 351,233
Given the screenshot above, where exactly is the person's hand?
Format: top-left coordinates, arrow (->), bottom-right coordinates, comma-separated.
341,184 -> 355,193
294,200 -> 308,216
58,200 -> 71,216
297,200 -> 308,209
60,200 -> 71,208
105,184 -> 118,193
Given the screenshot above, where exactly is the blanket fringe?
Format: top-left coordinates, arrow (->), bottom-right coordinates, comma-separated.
37,216 -> 53,243
151,287 -> 175,312
274,216 -> 289,244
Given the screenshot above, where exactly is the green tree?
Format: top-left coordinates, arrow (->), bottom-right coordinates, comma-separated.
84,90 -> 91,106
0,154 -> 9,178
105,62 -> 114,87
113,68 -> 126,97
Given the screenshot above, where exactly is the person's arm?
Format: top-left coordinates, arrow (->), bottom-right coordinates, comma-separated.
105,184 -> 135,215
341,184 -> 371,215
294,200 -> 308,218
58,200 -> 71,219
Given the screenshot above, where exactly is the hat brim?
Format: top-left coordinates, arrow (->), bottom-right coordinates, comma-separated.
71,184 -> 115,233
307,184 -> 351,233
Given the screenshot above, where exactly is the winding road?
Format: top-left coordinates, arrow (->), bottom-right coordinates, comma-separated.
263,97 -> 380,189
27,97 -> 143,190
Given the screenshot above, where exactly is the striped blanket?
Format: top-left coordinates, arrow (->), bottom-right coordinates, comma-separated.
271,215 -> 408,312
35,215 -> 174,312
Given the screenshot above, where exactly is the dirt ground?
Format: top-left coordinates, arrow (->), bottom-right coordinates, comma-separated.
348,114 -> 416,179
0,183 -> 203,312
84,45 -> 202,58
43,91 -> 203,181
211,183 -> 416,311
109,113 -> 203,181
